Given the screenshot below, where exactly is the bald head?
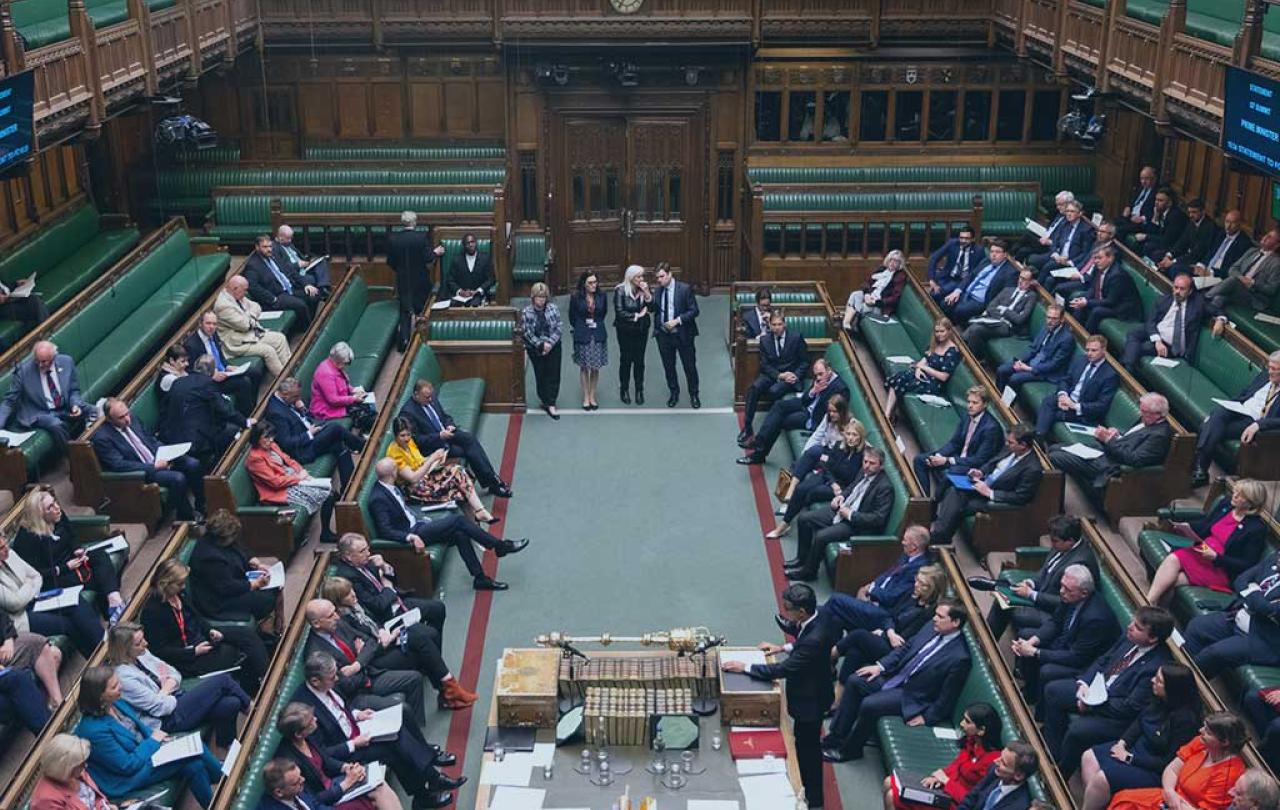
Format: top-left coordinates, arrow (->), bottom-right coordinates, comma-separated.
375,458 -> 398,482
227,276 -> 248,298
304,599 -> 339,632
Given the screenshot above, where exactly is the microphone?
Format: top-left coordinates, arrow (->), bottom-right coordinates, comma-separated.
559,640 -> 590,661
692,635 -> 725,655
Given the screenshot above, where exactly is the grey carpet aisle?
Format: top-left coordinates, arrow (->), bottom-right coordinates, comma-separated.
422,294 -> 885,810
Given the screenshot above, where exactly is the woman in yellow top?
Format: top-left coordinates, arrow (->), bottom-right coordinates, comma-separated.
386,416 -> 498,524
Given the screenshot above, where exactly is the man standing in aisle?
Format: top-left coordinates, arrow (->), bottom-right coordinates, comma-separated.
722,583 -> 834,810
653,262 -> 701,408
388,211 -> 445,351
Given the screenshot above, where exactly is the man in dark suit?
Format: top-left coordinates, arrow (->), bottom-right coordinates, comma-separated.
442,233 -> 494,307
1121,273 -> 1205,372
926,227 -> 987,305
722,584 -> 835,809
960,267 -> 1038,354
740,288 -> 772,339
954,742 -> 1039,810
739,310 -> 809,444
1015,191 -> 1073,262
160,354 -> 246,470
92,398 -> 204,521
1067,244 -> 1141,332
1134,188 -> 1188,259
785,449 -> 896,581
260,758 -> 336,810
243,235 -> 320,330
994,304 -> 1073,390
975,514 -> 1097,640
808,525 -> 934,635
1009,564 -> 1120,699
1029,200 -> 1095,275
274,224 -> 331,291
1206,226 -> 1280,326
0,340 -> 96,454
398,379 -> 511,497
387,211 -> 445,351
1183,550 -> 1280,678
333,533 -> 447,632
1114,165 -> 1158,243
1048,391 -> 1173,504
184,310 -> 259,416
368,458 -> 525,591
1191,352 -> 1280,486
738,358 -> 848,465
821,598 -> 971,761
1041,606 -> 1175,776
941,240 -> 1017,324
653,264 -> 701,408
291,652 -> 461,810
303,598 -> 427,725
1173,209 -> 1251,280
1155,198 -> 1218,272
913,387 -> 1003,498
265,377 -> 365,487
929,425 -> 1043,545
1033,335 -> 1119,439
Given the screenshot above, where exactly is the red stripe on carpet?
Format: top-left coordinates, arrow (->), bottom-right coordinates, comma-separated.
443,412 -> 523,771
740,413 -> 845,810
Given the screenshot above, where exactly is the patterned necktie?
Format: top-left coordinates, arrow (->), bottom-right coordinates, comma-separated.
45,369 -> 61,410
1246,252 -> 1266,279
1106,645 -> 1140,677
123,428 -> 154,465
960,418 -> 978,457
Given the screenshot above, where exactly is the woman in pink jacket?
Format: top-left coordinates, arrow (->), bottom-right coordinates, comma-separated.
310,342 -> 366,421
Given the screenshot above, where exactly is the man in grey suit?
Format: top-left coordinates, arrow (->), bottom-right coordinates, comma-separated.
960,267 -> 1038,354
1047,392 -> 1172,506
0,340 -> 96,452
1207,226 -> 1280,333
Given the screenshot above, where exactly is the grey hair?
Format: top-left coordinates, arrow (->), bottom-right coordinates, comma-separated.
1139,392 -> 1169,417
401,211 -> 417,227
277,376 -> 302,395
1235,769 -> 1280,810
329,341 -> 354,364
336,532 -> 367,557
1269,350 -> 1280,365
1055,190 -> 1076,204
304,651 -> 338,681
192,354 -> 216,375
1062,564 -> 1095,594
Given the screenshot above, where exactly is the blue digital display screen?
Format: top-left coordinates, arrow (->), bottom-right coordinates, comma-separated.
1224,65 -> 1280,176
0,70 -> 34,174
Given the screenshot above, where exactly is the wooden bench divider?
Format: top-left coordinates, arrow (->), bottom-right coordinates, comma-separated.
421,304 -> 525,413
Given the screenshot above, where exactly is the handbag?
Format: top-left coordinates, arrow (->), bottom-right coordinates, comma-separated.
347,401 -> 378,433
774,468 -> 794,501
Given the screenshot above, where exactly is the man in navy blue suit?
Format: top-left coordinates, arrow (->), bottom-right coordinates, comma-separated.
741,288 -> 772,339
184,311 -> 259,416
1066,244 -> 1140,333
926,227 -> 986,305
92,398 -> 204,522
653,263 -> 701,408
954,742 -> 1038,810
941,240 -> 1017,324
1009,564 -> 1119,700
1030,200 -> 1095,276
1033,335 -> 1118,439
1114,165 -> 1158,243
739,310 -> 809,445
259,758 -> 337,810
804,525 -> 933,635
994,304 -> 1073,390
1191,351 -> 1280,485
398,379 -> 512,498
1183,549 -> 1280,678
821,598 -> 970,762
913,387 -> 1003,498
265,377 -> 365,487
368,458 -> 526,592
737,358 -> 848,465
1040,605 -> 1175,776
1120,273 -> 1205,373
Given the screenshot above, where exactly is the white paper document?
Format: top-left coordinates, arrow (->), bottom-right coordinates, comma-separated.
363,391 -> 377,406
1150,357 -> 1181,368
1092,213 -> 1104,226
384,607 -> 421,633
1211,398 -> 1260,419
340,761 -> 387,802
895,435 -> 907,453
1170,628 -> 1186,648
1050,268 -> 1080,279
737,758 -> 787,775
305,477 -> 333,490
932,727 -> 962,740
720,650 -> 768,668
1257,312 -> 1280,325
225,363 -> 251,377
431,300 -> 453,311
252,560 -> 285,590
9,277 -> 36,298
198,665 -> 241,679
152,732 -> 203,766
304,254 -> 330,272
488,786 -> 545,810
1002,386 -> 1017,406
1024,218 -> 1049,238
1062,443 -> 1105,460
1194,276 -> 1223,290
739,772 -> 796,810
1063,422 -> 1096,435
221,739 -> 242,776
884,355 -> 916,364
84,534 -> 128,555
156,442 -> 192,463
1082,672 -> 1109,706
912,394 -> 951,408
968,317 -> 1006,326
0,429 -> 35,446
33,585 -> 83,612
358,703 -> 403,740
258,310 -> 284,320
480,755 -> 535,787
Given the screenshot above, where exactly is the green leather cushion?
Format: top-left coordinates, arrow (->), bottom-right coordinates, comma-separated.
11,0 -> 72,48
1225,305 -> 1280,353
429,319 -> 513,341
1126,0 -> 1170,24
734,290 -> 820,305
86,0 -> 129,27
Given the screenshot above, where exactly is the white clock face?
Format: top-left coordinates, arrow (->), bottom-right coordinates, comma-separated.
610,0 -> 644,13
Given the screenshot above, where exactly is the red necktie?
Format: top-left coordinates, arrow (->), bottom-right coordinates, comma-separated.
327,691 -> 361,740
331,633 -> 356,663
1093,269 -> 1105,298
45,370 -> 62,410
1107,646 -> 1139,677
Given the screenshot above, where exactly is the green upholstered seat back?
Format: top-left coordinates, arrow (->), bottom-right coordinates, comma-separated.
1100,568 -> 1136,626
295,277 -> 370,388
439,238 -> 493,274
156,167 -> 505,201
85,0 -> 129,27
301,143 -> 506,161
214,195 -> 270,225
1185,0 -> 1244,44
1122,263 -> 1160,317
131,380 -> 162,429
782,315 -> 828,340
11,0 -> 72,47
0,204 -> 101,285
1027,301 -> 1047,335
428,318 -> 513,341
1125,0 -> 1169,23
227,459 -> 256,507
1196,331 -> 1259,395
895,287 -> 936,352
512,234 -> 547,281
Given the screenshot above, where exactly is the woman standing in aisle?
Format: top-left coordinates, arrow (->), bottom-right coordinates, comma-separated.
520,282 -> 563,420
569,270 -> 608,411
613,264 -> 652,405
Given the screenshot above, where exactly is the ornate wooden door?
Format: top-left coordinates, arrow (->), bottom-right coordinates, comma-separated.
563,117 -> 628,286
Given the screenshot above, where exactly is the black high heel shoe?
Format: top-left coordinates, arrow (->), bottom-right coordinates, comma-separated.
620,385 -> 631,404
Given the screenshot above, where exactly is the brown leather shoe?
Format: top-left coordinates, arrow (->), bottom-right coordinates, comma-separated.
439,678 -> 478,709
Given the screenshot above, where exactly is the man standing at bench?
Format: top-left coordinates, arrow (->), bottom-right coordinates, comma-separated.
653,262 -> 701,409
245,234 -> 321,330
738,310 -> 808,447
274,224 -> 332,293
184,310 -> 259,416
0,340 -> 96,454
399,379 -> 513,498
93,398 -> 205,523
214,276 -> 292,375
389,211 -> 446,352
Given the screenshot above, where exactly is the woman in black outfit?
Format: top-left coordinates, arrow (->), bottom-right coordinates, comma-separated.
1079,664 -> 1203,810
139,558 -> 267,693
188,509 -> 280,635
613,264 -> 652,405
13,488 -> 124,624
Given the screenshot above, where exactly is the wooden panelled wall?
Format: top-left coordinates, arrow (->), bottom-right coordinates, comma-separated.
0,146 -> 84,242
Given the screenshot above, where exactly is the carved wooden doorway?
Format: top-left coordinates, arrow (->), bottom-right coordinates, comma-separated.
556,112 -> 704,290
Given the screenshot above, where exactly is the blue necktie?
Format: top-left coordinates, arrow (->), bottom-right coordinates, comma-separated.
981,785 -> 1003,810
266,257 -> 293,293
207,336 -> 226,371
424,403 -> 443,432
1065,604 -> 1081,634
883,635 -> 943,690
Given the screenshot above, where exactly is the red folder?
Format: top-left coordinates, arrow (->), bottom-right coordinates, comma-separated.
728,728 -> 787,759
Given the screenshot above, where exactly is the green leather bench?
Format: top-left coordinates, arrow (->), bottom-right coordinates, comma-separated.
1125,0 -> 1168,24
301,144 -> 506,161
875,621 -> 1049,804
734,290 -> 821,306
1223,303 -> 1280,354
512,234 -> 548,284
1184,0 -> 1243,48
1096,264 -> 1161,352
11,0 -> 135,47
761,190 -> 1036,238
428,318 -> 515,342
0,203 -> 140,347
208,192 -> 496,243
438,238 -> 493,283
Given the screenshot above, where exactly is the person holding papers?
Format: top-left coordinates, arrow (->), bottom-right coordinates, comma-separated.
259,757 -> 340,810
1047,392 -> 1173,506
442,233 -> 495,307
321,576 -> 476,711
15,489 -> 125,625
1191,351 -> 1280,486
275,702 -> 400,810
1040,220 -> 1117,297
0,340 -> 96,456
940,240 -> 1017,325
1008,564 -> 1119,701
184,311 -> 260,417
30,733 -> 114,810
74,666 -> 224,807
884,702 -> 1002,810
1145,479 -> 1268,606
1028,200 -> 1095,276
214,276 -> 293,374
883,317 -> 960,423
952,741 -> 1038,810
92,398 -> 205,524
266,377 -> 366,490
246,421 -> 338,545
369,458 -> 525,592
275,224 -> 332,292
913,387 -> 1003,499
785,448 -> 895,582
1066,244 -> 1141,333
188,510 -> 281,631
1106,711 -> 1248,810
926,227 -> 987,306
1120,274 -> 1206,373
291,652 -> 463,810
928,426 -> 1042,546
993,305 -> 1073,391
1014,190 -> 1074,262
1040,606 -> 1176,777
386,418 -> 496,525
1032,335 -> 1119,440
245,235 -> 320,330
1078,664 -> 1202,809
959,268 -> 1038,354
0,527 -> 103,659
107,622 -> 250,747
332,534 -> 447,639
1170,209 -> 1251,281
0,274 -> 49,349
311,342 -> 373,427
1181,546 -> 1280,679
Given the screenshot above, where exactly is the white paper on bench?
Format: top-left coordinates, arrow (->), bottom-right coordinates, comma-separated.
221,739 -> 242,776
885,355 -> 916,364
1257,312 -> 1280,325
259,310 -> 284,319
0,429 -> 35,446
721,650 -> 767,668
911,394 -> 951,408
1061,443 -> 1104,460
1194,276 -> 1223,290
1150,357 -> 1181,368
1212,398 -> 1260,419
225,364 -> 251,376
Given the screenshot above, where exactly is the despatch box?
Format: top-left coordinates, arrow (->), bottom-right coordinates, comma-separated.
495,648 -> 559,728
717,647 -> 782,727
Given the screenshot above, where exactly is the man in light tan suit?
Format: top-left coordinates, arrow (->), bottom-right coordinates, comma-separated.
213,275 -> 292,374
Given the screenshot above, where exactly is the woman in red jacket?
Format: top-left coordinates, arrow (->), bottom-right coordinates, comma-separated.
884,702 -> 1004,810
245,421 -> 337,544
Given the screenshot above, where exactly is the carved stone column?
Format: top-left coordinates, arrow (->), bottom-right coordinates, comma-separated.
69,0 -> 103,134
1234,0 -> 1264,66
0,0 -> 23,75
1150,0 -> 1184,126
